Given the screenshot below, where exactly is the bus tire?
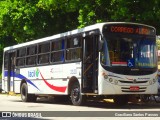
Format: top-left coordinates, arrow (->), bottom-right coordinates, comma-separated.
114,95 -> 128,106
70,82 -> 86,106
21,83 -> 37,102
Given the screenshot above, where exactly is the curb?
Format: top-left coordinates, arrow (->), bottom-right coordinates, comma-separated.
8,91 -> 16,95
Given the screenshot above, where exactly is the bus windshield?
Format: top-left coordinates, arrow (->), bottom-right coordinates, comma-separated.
101,35 -> 157,69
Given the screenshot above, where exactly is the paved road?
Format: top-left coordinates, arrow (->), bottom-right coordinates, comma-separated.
0,94 -> 160,120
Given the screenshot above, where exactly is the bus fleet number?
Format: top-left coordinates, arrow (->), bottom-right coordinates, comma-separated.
70,69 -> 77,74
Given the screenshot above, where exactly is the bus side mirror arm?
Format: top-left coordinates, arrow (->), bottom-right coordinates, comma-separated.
99,37 -> 104,52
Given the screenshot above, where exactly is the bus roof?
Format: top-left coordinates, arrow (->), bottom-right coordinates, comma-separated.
4,22 -> 155,51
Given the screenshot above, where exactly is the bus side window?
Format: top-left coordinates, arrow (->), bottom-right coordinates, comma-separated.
27,46 -> 37,55
26,56 -> 36,65
16,48 -> 26,67
4,52 -> 8,69
51,51 -> 64,62
38,54 -> 49,64
51,39 -> 64,63
16,58 -> 25,66
38,42 -> 50,64
66,36 -> 82,61
17,48 -> 26,57
39,43 -> 50,53
26,46 -> 37,66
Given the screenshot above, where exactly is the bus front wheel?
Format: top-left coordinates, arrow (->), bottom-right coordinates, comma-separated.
21,83 -> 37,102
70,82 -> 86,106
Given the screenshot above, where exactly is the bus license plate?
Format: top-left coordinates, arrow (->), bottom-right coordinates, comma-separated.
130,86 -> 139,91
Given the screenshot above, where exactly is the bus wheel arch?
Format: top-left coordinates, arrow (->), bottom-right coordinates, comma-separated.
68,76 -> 86,106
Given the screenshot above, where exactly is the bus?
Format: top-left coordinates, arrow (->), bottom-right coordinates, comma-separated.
2,22 -> 158,106
157,36 -> 160,94
157,36 -> 160,69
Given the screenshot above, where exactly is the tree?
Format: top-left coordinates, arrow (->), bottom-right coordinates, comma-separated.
0,0 -> 79,43
0,0 -> 160,78
111,0 -> 160,33
0,0 -> 79,78
157,36 -> 160,50
1,0 -> 160,43
37,0 -> 160,34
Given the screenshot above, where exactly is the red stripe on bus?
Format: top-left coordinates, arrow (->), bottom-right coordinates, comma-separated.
40,72 -> 67,93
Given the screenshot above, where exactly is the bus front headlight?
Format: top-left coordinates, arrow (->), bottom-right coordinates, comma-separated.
109,78 -> 113,82
104,75 -> 108,79
114,80 -> 118,85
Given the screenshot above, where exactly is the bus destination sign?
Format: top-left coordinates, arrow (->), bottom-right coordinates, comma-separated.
103,24 -> 155,36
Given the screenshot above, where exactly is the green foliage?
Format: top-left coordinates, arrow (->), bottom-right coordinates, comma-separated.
0,0 -> 37,43
1,0 -> 160,44
157,36 -> 160,50
0,0 -> 160,78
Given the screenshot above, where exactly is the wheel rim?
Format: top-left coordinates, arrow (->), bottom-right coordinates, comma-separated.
72,86 -> 80,102
21,86 -> 26,100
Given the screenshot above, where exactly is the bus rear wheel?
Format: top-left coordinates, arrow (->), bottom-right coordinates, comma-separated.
114,95 -> 128,106
70,82 -> 86,106
21,83 -> 37,102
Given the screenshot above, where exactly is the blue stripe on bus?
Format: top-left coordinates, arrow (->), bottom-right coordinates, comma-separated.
4,71 -> 40,91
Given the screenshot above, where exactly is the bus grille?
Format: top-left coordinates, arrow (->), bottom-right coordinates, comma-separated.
121,87 -> 146,92
119,80 -> 148,84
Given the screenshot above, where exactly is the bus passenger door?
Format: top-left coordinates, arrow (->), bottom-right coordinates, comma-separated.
6,51 -> 16,92
82,33 -> 99,93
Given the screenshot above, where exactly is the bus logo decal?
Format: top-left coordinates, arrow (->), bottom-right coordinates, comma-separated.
36,68 -> 39,77
28,68 -> 39,78
133,79 -> 137,83
126,77 -> 133,80
4,71 -> 40,91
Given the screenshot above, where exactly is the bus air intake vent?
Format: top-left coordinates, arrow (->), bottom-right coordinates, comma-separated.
119,80 -> 148,84
121,87 -> 146,92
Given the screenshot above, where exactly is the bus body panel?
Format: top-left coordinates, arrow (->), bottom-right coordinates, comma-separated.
2,74 -> 8,92
98,64 -> 158,95
12,62 -> 82,94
